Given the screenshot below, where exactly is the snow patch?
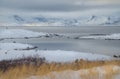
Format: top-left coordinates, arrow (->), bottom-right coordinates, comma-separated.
0,29 -> 46,39
0,43 -> 35,50
0,43 -> 113,62
80,33 -> 120,40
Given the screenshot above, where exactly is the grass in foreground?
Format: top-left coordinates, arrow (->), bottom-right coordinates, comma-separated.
0,57 -> 120,79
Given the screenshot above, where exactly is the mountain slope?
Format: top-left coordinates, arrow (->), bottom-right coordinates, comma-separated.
1,14 -> 120,26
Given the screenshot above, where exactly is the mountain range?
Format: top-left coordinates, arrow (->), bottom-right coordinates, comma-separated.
1,15 -> 120,26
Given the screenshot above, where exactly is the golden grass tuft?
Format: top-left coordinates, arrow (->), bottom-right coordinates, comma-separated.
0,60 -> 120,79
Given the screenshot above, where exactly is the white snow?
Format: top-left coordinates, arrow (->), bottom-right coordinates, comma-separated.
38,50 -> 113,62
86,16 -> 110,25
80,33 -> 120,40
27,65 -> 120,79
0,43 -> 34,50
0,29 -> 47,39
23,22 -> 65,26
0,43 -> 113,62
1,9 -> 120,26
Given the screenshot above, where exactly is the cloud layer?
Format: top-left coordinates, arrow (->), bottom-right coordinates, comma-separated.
0,0 -> 120,12
0,0 -> 120,25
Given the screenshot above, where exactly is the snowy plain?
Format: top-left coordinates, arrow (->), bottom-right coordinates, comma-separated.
0,43 -> 113,62
0,29 -> 47,39
1,29 -> 120,41
0,29 -> 117,62
80,33 -> 120,40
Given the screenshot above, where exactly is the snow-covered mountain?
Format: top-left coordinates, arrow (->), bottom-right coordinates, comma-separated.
1,14 -> 120,26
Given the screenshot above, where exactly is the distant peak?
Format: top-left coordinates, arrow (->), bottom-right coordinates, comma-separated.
90,15 -> 96,20
34,16 -> 47,22
13,15 -> 25,22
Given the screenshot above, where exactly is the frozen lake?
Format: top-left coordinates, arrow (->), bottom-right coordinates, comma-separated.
0,26 -> 120,56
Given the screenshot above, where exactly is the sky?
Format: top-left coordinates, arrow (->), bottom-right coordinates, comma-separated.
0,0 -> 120,23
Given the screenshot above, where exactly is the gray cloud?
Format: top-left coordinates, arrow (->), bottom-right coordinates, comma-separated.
0,0 -> 120,12
0,0 -> 77,11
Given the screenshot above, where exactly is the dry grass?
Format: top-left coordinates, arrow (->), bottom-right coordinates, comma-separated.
0,58 -> 120,79
80,65 -> 120,79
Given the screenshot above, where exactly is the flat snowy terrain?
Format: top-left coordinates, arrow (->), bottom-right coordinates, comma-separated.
80,33 -> 120,40
0,29 -> 116,62
0,43 -> 35,50
1,29 -> 120,41
0,43 -> 113,62
0,29 -> 47,39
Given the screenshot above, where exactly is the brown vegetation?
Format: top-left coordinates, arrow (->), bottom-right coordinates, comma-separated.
0,57 -> 120,79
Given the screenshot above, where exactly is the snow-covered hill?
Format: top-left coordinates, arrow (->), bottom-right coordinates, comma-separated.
1,14 -> 120,26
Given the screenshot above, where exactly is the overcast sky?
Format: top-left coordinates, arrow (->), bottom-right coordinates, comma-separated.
0,0 -> 120,17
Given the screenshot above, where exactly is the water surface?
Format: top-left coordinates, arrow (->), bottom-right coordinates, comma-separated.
0,26 -> 120,56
